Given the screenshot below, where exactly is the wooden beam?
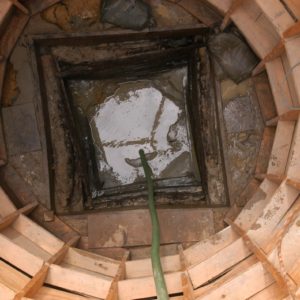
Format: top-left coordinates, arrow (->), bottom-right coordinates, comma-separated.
106,251 -> 130,300
269,196 -> 300,252
125,183 -> 274,281
266,108 -> 300,126
193,256 -> 258,299
0,202 -> 38,231
254,174 -> 285,184
254,0 -> 295,35
178,245 -> 194,300
194,209 -> 300,299
285,36 -> 300,106
267,121 -> 295,177
47,235 -> 80,265
284,21 -> 300,38
282,0 -> 300,20
280,108 -> 300,121
254,173 -> 266,182
252,40 -> 285,76
13,235 -> 80,299
64,247 -> 120,278
266,116 -> 279,127
286,178 -> 300,190
267,174 -> 286,184
0,1 -> 13,31
220,0 -> 244,31
265,57 -> 293,115
224,203 -> 242,221
181,273 -> 195,300
9,0 -> 29,15
178,244 -> 188,271
0,165 -> 79,243
255,127 -> 276,176
14,263 -> 50,300
225,218 -> 289,291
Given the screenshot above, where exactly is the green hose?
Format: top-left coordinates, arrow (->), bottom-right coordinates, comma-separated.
139,149 -> 169,300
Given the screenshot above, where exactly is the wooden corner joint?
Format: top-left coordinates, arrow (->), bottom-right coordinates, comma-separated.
178,244 -> 195,299
283,21 -> 300,39
181,271 -> 195,300
286,178 -> 300,191
14,263 -> 50,300
0,202 -> 38,231
106,250 -> 130,300
266,108 -> 300,127
13,235 -> 79,299
178,244 -> 188,271
220,0 -> 245,31
252,40 -> 285,76
225,218 -> 290,292
266,174 -> 286,184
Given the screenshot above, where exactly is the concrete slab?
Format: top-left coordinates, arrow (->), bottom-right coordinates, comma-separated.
88,208 -> 214,248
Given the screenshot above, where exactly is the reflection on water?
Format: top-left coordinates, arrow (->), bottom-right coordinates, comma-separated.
69,68 -> 194,189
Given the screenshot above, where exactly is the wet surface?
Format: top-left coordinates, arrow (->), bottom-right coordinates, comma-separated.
69,68 -> 197,189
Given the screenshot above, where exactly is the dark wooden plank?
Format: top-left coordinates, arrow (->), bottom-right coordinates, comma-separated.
0,108 -> 7,165
59,46 -> 193,79
32,24 -> 209,47
0,59 -> 6,95
0,10 -> 29,59
0,1 -> 13,35
0,10 -> 29,100
252,72 -> 277,122
88,208 -> 214,248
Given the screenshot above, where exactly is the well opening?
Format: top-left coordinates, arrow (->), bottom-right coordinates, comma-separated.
30,27 -> 238,213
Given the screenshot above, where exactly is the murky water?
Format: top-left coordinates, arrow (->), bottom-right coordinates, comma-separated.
69,68 -> 195,189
